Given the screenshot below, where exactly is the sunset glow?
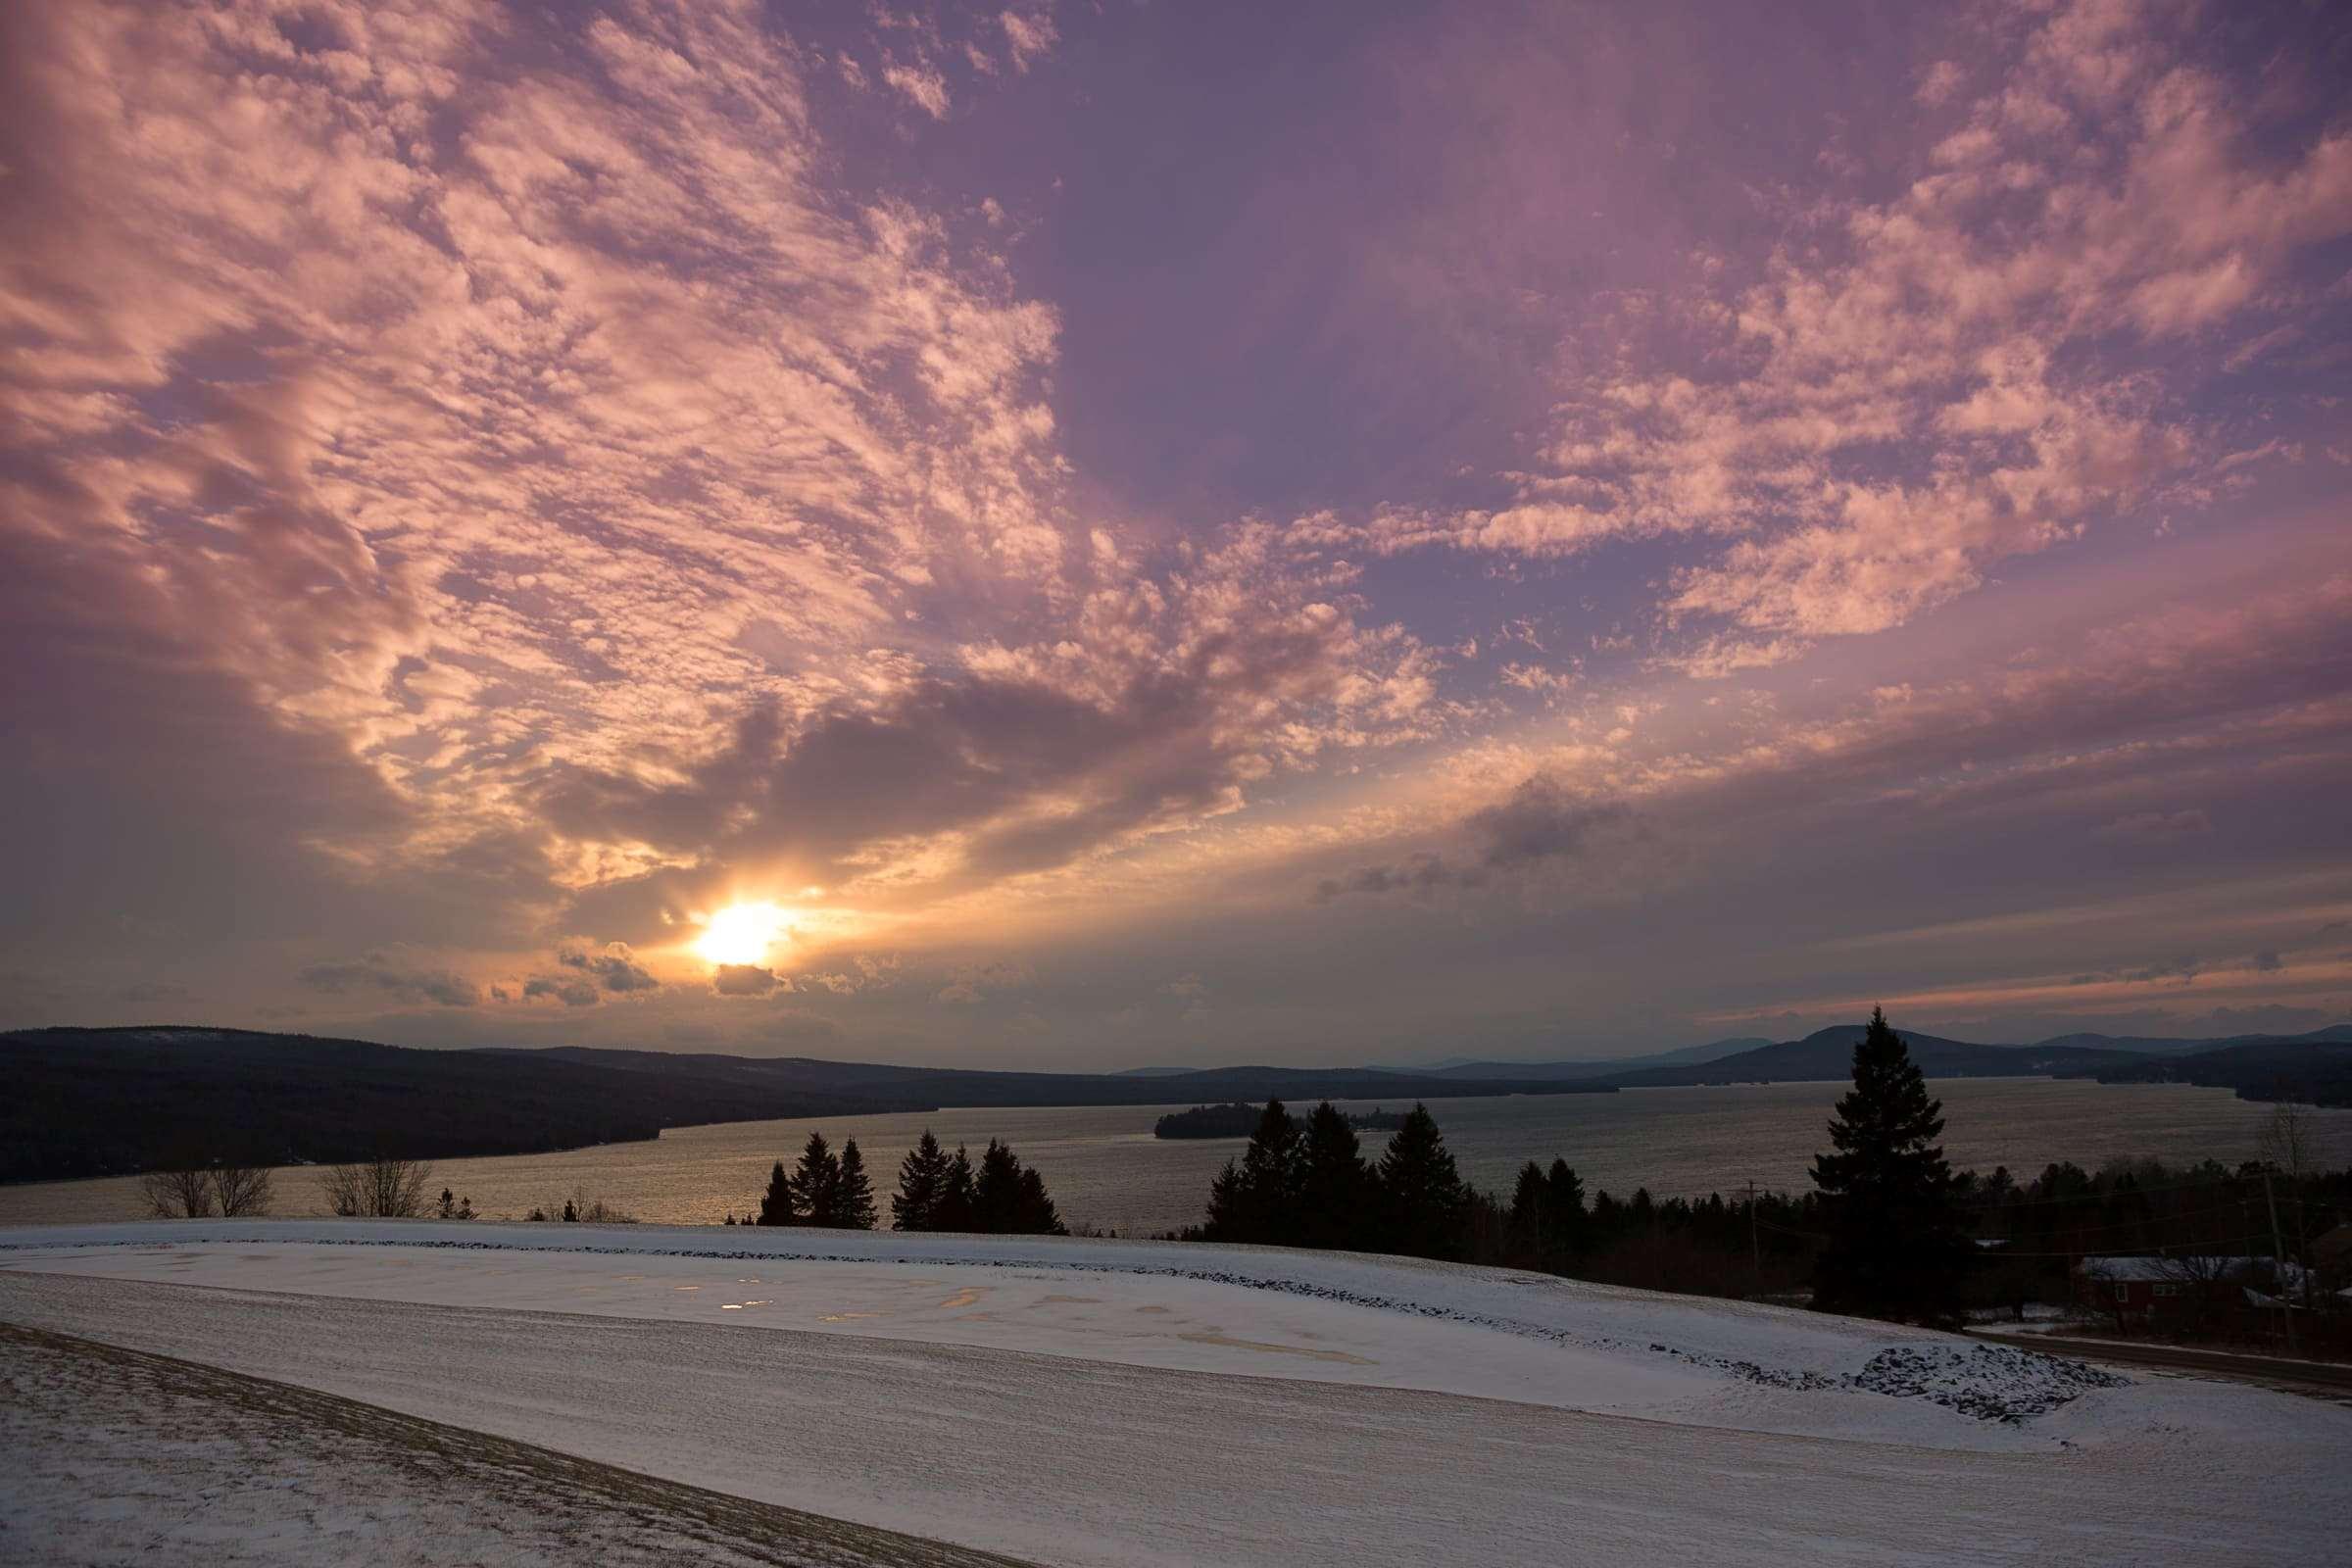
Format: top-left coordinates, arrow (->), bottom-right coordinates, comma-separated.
0,0 -> 2345,1065
694,905 -> 790,969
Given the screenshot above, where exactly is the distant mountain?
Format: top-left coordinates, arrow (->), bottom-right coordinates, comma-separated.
2083,1028 -> 2352,1107
1596,1026 -> 2132,1088
4,1029 -> 1618,1186
488,1045 -> 1618,1111
1424,1038 -> 1775,1082
1587,1022 -> 2352,1092
2033,1024 -> 2352,1057
0,1026 -> 893,1184
1109,1066 -> 1196,1078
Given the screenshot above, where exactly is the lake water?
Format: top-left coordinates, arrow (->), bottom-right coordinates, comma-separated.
7,1078 -> 2348,1236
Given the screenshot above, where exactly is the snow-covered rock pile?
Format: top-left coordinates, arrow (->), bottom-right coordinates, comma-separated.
1647,1344 -> 1839,1392
1645,1338 -> 2132,1417
1851,1343 -> 2132,1421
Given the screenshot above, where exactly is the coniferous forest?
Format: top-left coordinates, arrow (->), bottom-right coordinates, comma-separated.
1172,1012 -> 2352,1336
726,1129 -> 1067,1236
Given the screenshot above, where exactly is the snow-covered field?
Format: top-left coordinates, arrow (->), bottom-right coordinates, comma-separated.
1,1320 -> 1029,1568
3,1221 -> 2346,1565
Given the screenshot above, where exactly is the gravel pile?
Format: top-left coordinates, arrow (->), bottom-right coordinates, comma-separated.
1850,1343 -> 2132,1421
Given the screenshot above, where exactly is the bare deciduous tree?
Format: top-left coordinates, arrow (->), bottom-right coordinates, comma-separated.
319,1156 -> 434,1218
139,1166 -> 214,1218
212,1162 -> 274,1217
2257,1101 -> 2318,1308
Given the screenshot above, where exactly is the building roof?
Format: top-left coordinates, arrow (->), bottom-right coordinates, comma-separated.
2079,1255 -> 2307,1286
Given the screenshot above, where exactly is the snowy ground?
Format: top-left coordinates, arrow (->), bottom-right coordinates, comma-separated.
0,1321 -> 1035,1567
2,1221 -> 2346,1565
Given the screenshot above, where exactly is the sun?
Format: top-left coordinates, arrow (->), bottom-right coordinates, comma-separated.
694,902 -> 788,966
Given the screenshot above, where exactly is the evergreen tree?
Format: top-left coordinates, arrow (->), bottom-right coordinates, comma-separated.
757,1158 -> 797,1226
835,1139 -> 878,1230
970,1139 -> 1065,1235
790,1132 -> 842,1226
973,1139 -> 1024,1233
1543,1158 -> 1587,1258
1508,1160 -> 1546,1249
936,1144 -> 978,1232
1375,1103 -> 1470,1259
1810,1008 -> 1970,1324
1295,1101 -> 1372,1250
893,1130 -> 951,1231
1203,1100 -> 1302,1244
1203,1158 -> 1246,1240
1013,1165 -> 1066,1236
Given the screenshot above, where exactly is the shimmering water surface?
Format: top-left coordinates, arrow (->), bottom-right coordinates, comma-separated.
6,1078 -> 2346,1236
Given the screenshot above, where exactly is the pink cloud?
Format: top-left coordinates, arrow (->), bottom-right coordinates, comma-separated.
1338,0 -> 2352,662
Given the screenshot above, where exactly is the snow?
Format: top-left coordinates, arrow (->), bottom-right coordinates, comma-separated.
3,1221 -> 2347,1566
0,1321 -> 1017,1568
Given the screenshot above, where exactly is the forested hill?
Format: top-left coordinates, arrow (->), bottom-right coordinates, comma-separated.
1589,1023 -> 2352,1097
1593,1026 -> 2133,1086
4,1028 -> 1608,1184
2087,1030 -> 2352,1107
488,1045 -> 1616,1110
0,1027 -> 898,1183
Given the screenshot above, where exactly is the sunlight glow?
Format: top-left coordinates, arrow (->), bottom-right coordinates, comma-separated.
695,902 -> 789,966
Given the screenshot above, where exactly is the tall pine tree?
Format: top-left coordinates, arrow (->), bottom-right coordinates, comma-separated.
789,1132 -> 842,1226
1203,1100 -> 1302,1244
1508,1160 -> 1546,1251
1810,1008 -> 1970,1324
757,1158 -> 797,1225
1013,1165 -> 1065,1236
936,1144 -> 978,1232
893,1130 -> 951,1231
1295,1101 -> 1372,1250
971,1139 -> 1065,1235
1375,1103 -> 1470,1260
834,1139 -> 878,1230
1543,1158 -> 1587,1260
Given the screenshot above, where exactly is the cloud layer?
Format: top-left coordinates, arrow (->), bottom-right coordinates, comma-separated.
2,0 -> 2346,1061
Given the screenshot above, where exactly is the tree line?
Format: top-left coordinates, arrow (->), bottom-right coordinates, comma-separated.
1174,1012 -> 1984,1322
725,1130 -> 1066,1236
126,1012 -> 2342,1343
1183,1010 -> 2348,1331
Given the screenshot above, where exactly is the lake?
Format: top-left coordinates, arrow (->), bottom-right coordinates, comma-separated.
6,1077 -> 2348,1236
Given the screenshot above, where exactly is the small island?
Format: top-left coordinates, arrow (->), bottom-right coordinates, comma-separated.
1153,1102 -> 1414,1140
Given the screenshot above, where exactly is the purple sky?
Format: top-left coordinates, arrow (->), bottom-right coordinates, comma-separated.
3,0 -> 2349,1066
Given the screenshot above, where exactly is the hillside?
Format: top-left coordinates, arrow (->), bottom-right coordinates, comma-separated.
1425,1037 -> 1774,1081
1598,1026 -> 2136,1088
2086,1031 -> 2352,1107
2035,1024 -> 2352,1056
1584,1023 -> 2352,1094
488,1044 -> 1618,1109
3,1028 -> 1609,1186
0,1027 -> 898,1183
3,1224 -> 2345,1566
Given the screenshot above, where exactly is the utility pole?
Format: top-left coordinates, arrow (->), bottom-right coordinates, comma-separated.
2261,1166 -> 2300,1358
1746,1179 -> 1761,1298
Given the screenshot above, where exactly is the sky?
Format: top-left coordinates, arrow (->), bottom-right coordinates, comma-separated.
2,0 -> 2349,1068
